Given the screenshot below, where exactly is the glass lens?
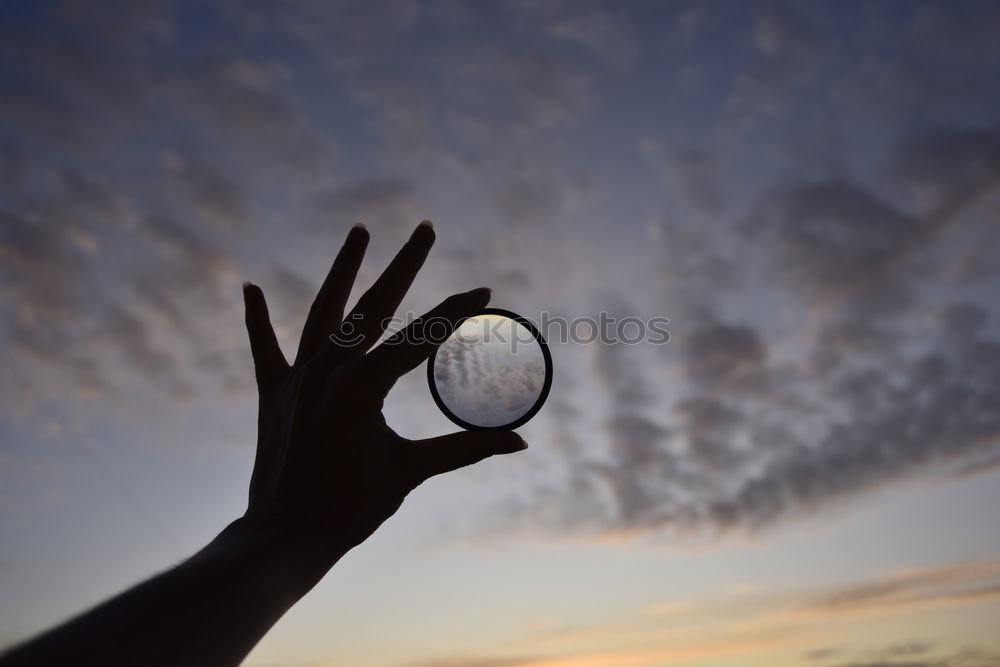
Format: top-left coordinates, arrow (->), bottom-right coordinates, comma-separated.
428,310 -> 551,430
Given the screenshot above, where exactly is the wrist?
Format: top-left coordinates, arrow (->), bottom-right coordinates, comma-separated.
214,516 -> 346,597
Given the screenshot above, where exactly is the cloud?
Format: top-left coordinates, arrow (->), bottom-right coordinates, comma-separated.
0,3 -> 355,424
750,181 -> 919,300
400,559 -> 1000,667
0,80 -> 87,146
162,153 -> 250,228
753,7 -> 825,59
800,561 -> 1000,616
400,626 -> 809,667
433,317 -> 547,427
1,2 -> 334,175
162,55 -> 333,173
351,77 -> 448,162
817,643 -> 1000,667
0,153 -> 243,418
487,124 -> 1000,541
889,127 -> 1000,215
3,2 -> 1000,547
441,46 -> 595,137
726,6 -> 831,117
94,305 -> 192,398
330,15 -> 602,239
0,2 -> 167,150
805,646 -> 844,661
406,658 -> 538,667
493,161 -> 591,228
309,178 -> 424,232
638,140 -> 724,216
52,168 -> 132,227
679,320 -> 767,388
221,0 -> 422,60
0,144 -> 24,193
54,0 -> 175,48
548,9 -> 638,71
883,126 -> 1000,282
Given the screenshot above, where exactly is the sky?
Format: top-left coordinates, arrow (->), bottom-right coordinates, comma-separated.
1,1 -> 1000,665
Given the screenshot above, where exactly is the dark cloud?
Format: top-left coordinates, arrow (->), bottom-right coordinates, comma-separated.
447,47 -> 594,134
55,0 -> 175,48
489,125 -> 1000,540
3,1 -> 1000,546
0,2 -> 333,176
804,561 -> 1000,615
805,646 -> 844,661
889,127 -> 1000,215
638,141 -> 724,216
750,181 -> 918,298
0,80 -> 86,146
647,221 -> 740,318
727,6 -> 832,117
162,153 -> 250,228
547,8 -> 638,71
0,144 -> 25,194
260,264 -> 315,320
404,657 -> 538,667
138,215 -> 231,277
819,642 -> 1000,667
0,152 -> 241,412
0,3 -> 166,151
493,162 -> 591,228
935,302 -> 990,343
7,29 -> 145,112
753,6 -> 826,60
162,56 -> 333,173
51,168 -> 131,228
679,320 -> 767,388
350,44 -> 595,179
221,0 -> 422,58
875,643 -> 934,658
309,178 -> 424,232
2,0 -> 609,424
96,305 -> 191,397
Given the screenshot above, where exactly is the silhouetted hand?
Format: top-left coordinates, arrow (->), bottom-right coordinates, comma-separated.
0,221 -> 528,667
241,221 -> 527,558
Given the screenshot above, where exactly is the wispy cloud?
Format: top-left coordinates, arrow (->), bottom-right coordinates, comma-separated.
488,120 -> 1000,540
2,1 -> 999,546
392,558 -> 1000,667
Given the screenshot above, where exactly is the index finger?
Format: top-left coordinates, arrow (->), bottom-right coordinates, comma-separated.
363,286 -> 492,394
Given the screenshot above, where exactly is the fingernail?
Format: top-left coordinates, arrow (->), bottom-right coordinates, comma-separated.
352,222 -> 367,231
467,287 -> 491,301
242,281 -> 253,291
419,219 -> 434,230
515,439 -> 529,451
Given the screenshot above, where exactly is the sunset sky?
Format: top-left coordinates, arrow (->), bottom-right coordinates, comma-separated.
2,1 -> 1000,666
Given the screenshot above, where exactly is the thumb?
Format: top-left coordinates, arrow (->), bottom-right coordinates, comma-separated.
407,431 -> 528,483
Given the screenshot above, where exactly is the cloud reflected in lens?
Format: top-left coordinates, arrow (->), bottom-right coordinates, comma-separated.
430,312 -> 550,429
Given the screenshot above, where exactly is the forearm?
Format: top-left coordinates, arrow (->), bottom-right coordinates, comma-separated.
0,518 -> 342,667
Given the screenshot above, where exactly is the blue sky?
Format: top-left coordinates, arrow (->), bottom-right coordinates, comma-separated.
2,1 -> 1000,665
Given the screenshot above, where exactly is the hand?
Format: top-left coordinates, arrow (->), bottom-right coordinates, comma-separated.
239,221 -> 527,559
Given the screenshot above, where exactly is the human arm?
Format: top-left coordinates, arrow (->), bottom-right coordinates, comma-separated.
0,221 -> 526,667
